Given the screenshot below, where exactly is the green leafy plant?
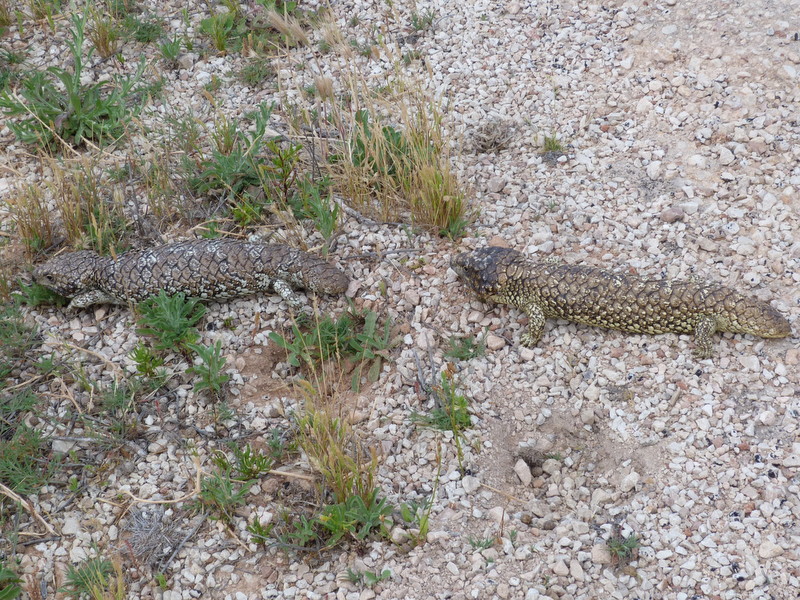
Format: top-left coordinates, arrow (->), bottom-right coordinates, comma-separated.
200,12 -> 236,52
0,304 -> 39,381
237,59 -> 274,86
0,562 -> 22,600
410,9 -> 436,32
213,442 -> 274,480
122,14 -> 164,43
542,134 -> 565,154
136,292 -> 205,352
196,470 -> 249,523
346,568 -> 392,587
13,282 -> 68,307
0,10 -> 147,149
186,341 -> 230,398
608,533 -> 640,564
412,371 -> 471,433
246,517 -> 274,546
444,332 -> 486,361
59,555 -> 124,600
87,7 -> 121,58
468,536 -> 495,550
159,36 -> 182,65
290,177 -> 340,246
128,343 -> 166,378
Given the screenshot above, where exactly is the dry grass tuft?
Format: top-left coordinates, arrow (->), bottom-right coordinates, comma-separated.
7,183 -> 55,257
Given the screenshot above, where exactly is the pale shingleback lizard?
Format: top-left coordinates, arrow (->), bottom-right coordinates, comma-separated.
34,239 -> 350,309
452,246 -> 791,358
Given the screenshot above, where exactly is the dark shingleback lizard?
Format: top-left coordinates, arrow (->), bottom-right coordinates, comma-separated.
33,239 -> 350,309
452,246 -> 791,358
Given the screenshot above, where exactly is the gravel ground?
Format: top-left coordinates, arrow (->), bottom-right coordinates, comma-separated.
1,0 -> 799,599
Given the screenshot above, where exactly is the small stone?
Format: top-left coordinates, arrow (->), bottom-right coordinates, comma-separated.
486,334 -> 506,351
514,459 -> 532,486
541,459 -> 561,475
620,471 -> 640,493
52,439 -> 77,454
62,517 -> 81,535
592,544 -> 612,564
620,55 -> 634,69
488,177 -> 506,193
759,410 -> 777,426
580,407 -> 595,425
718,147 -> 735,165
738,355 -> 760,372
507,2 -> 521,14
646,161 -> 661,180
390,527 -> 410,544
636,97 -> 653,114
584,384 -> 600,402
519,347 -> 536,361
758,539 -> 784,559
445,561 -> 459,575
552,560 -> 569,576
686,154 -> 707,168
661,24 -> 677,34
462,475 -> 481,494
569,559 -> 585,581
591,488 -> 613,506
784,348 -> 800,365
487,506 -> 507,524
698,237 -> 718,252
660,206 -> 684,223
177,53 -> 197,70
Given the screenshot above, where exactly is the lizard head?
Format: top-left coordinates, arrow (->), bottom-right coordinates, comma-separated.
451,246 -> 521,299
33,251 -> 103,299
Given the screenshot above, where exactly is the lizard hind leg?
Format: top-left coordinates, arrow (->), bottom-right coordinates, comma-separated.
692,314 -> 718,359
519,300 -> 547,347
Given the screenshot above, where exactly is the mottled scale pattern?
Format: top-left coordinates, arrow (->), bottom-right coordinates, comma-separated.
452,246 -> 791,358
34,239 -> 350,309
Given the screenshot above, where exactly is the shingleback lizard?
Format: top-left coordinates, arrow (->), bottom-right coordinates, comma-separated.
34,239 -> 350,309
452,246 -> 791,358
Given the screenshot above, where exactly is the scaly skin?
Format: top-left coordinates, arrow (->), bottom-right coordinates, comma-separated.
34,239 -> 350,309
451,246 -> 791,358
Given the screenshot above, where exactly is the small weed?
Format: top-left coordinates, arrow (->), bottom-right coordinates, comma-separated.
0,10 -> 147,149
412,371 -> 471,433
122,14 -> 164,43
541,134 -> 565,154
50,159 -> 129,255
200,12 -> 236,53
608,533 -> 640,565
60,555 -> 124,600
227,443 -> 276,479
347,568 -> 391,587
237,59 -> 274,86
402,49 -> 422,65
186,341 -> 230,399
444,332 -> 486,361
469,536 -> 495,550
246,517 -> 274,546
87,7 -> 121,58
544,452 -> 564,461
159,36 -> 182,65
7,184 -> 54,257
399,497 -> 433,545
410,9 -> 436,32
196,470 -> 249,523
0,423 -> 54,495
269,306 -> 394,392
136,292 -> 206,352
290,177 -> 340,246
296,408 -> 380,504
0,304 -> 39,380
0,562 -> 22,599
128,343 -> 166,378
14,281 -> 69,308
